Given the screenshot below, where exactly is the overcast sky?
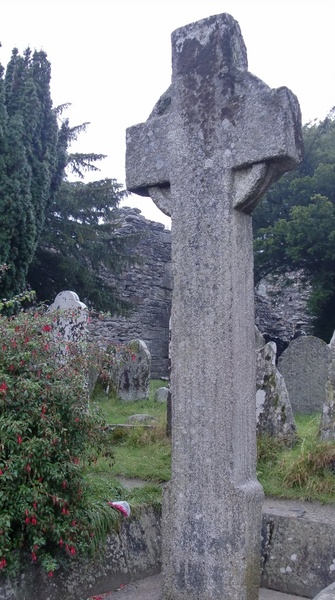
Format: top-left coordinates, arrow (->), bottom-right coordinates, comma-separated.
2,0 -> 335,227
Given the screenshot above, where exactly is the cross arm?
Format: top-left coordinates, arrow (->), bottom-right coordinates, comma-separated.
126,114 -> 170,197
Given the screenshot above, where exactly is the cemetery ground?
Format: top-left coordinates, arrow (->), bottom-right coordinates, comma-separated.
88,383 -> 335,507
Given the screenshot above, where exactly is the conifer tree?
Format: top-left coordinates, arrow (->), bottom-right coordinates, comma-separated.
0,48 -> 60,297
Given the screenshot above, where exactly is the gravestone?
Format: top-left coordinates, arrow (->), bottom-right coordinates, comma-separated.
48,291 -> 88,340
256,341 -> 297,445
126,12 -> 302,600
319,331 -> 335,440
278,336 -> 331,414
117,339 -> 151,401
48,290 -> 89,354
154,386 -> 169,403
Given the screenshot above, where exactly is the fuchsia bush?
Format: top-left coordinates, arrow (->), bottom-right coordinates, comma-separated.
0,309 -> 114,576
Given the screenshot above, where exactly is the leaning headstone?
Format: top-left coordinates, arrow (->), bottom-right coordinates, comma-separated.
126,12 -> 302,600
278,336 -> 331,414
256,342 -> 297,445
319,331 -> 335,440
117,339 -> 151,401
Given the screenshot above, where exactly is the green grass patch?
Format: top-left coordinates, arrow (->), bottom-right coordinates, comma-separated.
257,412 -> 335,503
84,380 -> 170,507
87,385 -> 335,507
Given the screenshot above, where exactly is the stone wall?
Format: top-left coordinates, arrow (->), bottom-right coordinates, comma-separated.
89,210 -> 313,379
255,271 -> 314,341
89,208 -> 172,379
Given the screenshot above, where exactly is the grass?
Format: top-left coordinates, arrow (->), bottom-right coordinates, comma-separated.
257,413 -> 335,503
85,383 -> 335,507
83,380 -> 170,507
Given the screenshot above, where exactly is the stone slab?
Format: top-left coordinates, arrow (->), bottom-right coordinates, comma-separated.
278,337 -> 331,414
98,573 -> 307,600
1,500 -> 335,599
262,499 -> 335,598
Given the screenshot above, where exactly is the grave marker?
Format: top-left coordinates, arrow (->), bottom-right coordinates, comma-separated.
126,13 -> 302,600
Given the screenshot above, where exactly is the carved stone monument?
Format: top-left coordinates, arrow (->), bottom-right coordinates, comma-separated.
126,13 -> 302,600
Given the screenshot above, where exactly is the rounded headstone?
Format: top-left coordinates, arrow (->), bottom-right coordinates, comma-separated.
154,387 -> 169,403
278,336 -> 331,414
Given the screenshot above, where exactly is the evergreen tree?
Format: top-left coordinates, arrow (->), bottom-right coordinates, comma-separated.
0,48 -> 60,297
28,176 -> 138,313
253,110 -> 335,340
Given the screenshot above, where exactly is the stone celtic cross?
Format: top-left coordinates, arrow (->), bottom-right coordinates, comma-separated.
126,13 -> 302,600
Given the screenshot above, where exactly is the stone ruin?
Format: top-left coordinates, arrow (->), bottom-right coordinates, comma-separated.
126,11 -> 302,600
88,207 -> 172,379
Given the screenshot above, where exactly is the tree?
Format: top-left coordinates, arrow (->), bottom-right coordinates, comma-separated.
28,176 -> 138,313
253,110 -> 335,340
0,48 -> 61,298
0,49 -> 139,314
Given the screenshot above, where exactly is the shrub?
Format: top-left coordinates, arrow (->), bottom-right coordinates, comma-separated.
0,308 -> 114,576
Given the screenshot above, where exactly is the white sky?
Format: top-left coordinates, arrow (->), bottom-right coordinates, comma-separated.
2,0 -> 335,228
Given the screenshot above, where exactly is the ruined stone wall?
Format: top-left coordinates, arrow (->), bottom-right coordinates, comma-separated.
89,209 -> 312,378
88,208 -> 172,378
255,271 -> 314,341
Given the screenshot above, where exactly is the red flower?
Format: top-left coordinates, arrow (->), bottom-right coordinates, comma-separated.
9,364 -> 14,371
48,571 -> 53,578
17,436 -> 23,444
0,558 -> 7,569
43,324 -> 52,332
69,546 -> 76,555
59,538 -> 63,547
62,480 -> 67,489
0,470 -> 3,476
31,517 -> 37,526
31,551 -> 37,562
0,381 -> 7,393
25,517 -> 30,524
33,502 -> 37,510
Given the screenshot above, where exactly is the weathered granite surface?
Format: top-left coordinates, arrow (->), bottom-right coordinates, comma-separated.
261,498 -> 335,599
126,11 -> 302,600
256,341 -> 297,445
313,582 -> 335,599
320,330 -> 335,440
278,336 -> 331,414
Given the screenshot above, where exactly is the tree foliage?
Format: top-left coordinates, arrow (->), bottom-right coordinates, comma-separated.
0,48 -> 139,314
253,109 -> 335,340
28,176 -> 138,313
0,48 -> 61,297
